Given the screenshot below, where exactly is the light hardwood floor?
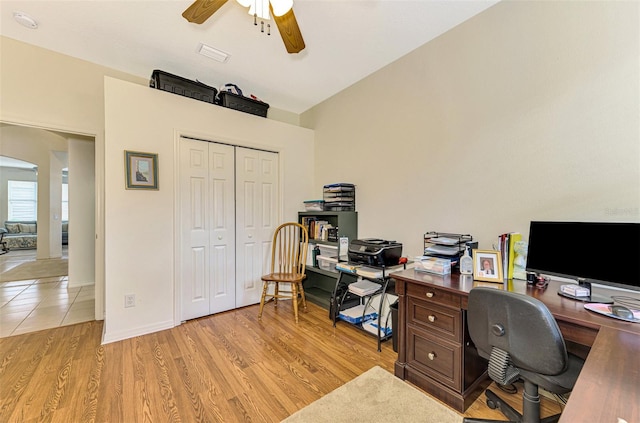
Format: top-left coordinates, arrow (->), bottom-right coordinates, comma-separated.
0,300 -> 564,422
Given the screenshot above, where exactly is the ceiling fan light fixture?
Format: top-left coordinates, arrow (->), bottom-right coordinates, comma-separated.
237,0 -> 273,20
197,43 -> 230,63
270,0 -> 293,17
249,0 -> 270,20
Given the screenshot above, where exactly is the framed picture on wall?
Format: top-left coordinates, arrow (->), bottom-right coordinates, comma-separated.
124,151 -> 158,190
472,249 -> 503,282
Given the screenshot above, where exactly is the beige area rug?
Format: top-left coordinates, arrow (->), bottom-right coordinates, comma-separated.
282,366 -> 462,423
0,258 -> 68,282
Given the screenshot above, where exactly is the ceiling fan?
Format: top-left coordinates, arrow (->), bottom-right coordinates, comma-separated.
182,0 -> 306,54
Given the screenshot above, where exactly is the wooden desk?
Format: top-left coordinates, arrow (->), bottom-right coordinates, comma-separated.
391,269 -> 640,423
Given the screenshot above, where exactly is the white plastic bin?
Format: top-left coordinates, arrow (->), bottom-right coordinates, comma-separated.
317,255 -> 339,273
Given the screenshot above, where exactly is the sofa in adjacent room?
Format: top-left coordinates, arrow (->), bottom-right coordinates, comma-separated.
2,220 -> 69,250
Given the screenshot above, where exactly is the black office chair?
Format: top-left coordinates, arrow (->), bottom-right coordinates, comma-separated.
463,287 -> 584,423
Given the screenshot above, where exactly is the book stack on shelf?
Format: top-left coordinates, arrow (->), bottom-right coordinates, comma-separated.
300,216 -> 335,241
323,183 -> 355,211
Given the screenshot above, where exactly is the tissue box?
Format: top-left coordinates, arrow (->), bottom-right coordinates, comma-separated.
414,256 -> 452,275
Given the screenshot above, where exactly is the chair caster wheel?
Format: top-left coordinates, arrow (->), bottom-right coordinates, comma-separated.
486,399 -> 497,410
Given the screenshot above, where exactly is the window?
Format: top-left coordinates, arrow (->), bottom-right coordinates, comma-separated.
7,180 -> 37,220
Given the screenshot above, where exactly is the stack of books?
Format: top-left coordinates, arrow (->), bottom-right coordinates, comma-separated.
300,216 -> 334,241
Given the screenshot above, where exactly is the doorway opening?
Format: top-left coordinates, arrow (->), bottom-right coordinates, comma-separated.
0,123 -> 96,337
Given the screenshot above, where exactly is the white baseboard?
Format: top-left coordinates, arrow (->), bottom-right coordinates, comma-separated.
101,319 -> 174,344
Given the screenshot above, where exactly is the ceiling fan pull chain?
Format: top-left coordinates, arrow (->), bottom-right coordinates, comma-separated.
254,13 -> 257,26
261,20 -> 264,32
267,23 -> 271,35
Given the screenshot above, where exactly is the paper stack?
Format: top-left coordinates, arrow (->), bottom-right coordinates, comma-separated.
338,304 -> 377,324
348,279 -> 380,296
356,266 -> 384,279
335,262 -> 360,273
363,318 -> 393,338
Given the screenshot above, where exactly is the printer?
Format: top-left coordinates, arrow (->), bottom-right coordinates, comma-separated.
348,239 -> 403,267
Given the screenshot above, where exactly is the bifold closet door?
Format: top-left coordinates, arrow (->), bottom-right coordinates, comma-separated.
235,147 -> 279,307
180,138 -> 236,320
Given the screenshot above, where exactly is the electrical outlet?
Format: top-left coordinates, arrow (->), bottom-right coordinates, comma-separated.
125,294 -> 135,308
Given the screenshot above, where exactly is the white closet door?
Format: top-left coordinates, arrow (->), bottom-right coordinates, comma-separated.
208,142 -> 236,313
235,147 -> 279,307
180,138 -> 235,320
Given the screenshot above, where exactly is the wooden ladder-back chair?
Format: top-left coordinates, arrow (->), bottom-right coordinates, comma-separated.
258,222 -> 309,323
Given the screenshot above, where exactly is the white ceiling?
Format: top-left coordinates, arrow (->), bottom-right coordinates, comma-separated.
0,0 -> 498,114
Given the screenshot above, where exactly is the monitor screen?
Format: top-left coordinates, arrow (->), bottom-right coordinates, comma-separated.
526,221 -> 640,292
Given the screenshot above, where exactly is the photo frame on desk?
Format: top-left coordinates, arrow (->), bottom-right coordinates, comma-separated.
124,151 -> 158,190
473,249 -> 504,282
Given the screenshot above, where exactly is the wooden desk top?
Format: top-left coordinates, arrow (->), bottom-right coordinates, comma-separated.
390,269 -> 640,423
391,269 -> 640,338
560,326 -> 640,423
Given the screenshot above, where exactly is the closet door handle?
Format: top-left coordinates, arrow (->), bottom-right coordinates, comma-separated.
248,234 -> 253,238
218,235 -> 223,240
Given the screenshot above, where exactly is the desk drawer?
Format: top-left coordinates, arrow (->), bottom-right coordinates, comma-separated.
406,284 -> 461,308
407,325 -> 462,391
408,296 -> 461,342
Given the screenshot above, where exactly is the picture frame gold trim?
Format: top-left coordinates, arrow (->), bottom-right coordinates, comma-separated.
472,249 -> 504,282
124,151 -> 158,190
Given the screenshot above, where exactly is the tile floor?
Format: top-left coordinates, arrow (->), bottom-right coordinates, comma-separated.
0,248 -> 95,338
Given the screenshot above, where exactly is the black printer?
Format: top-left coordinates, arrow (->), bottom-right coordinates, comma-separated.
348,239 -> 403,267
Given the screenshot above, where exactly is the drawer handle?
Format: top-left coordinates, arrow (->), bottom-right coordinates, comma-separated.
428,352 -> 437,361
426,292 -> 434,298
428,315 -> 436,323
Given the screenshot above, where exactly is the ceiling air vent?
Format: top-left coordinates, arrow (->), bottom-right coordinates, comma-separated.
197,43 -> 230,63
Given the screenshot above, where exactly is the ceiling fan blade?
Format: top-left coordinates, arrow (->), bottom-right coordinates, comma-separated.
182,0 -> 228,24
270,4 -> 306,54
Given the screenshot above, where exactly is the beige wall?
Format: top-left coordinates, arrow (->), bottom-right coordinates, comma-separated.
302,1 -> 640,256
103,77 -> 314,343
68,137 -> 96,288
0,36 -> 146,135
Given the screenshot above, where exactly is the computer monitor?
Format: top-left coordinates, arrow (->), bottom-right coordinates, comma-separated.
525,221 -> 640,303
